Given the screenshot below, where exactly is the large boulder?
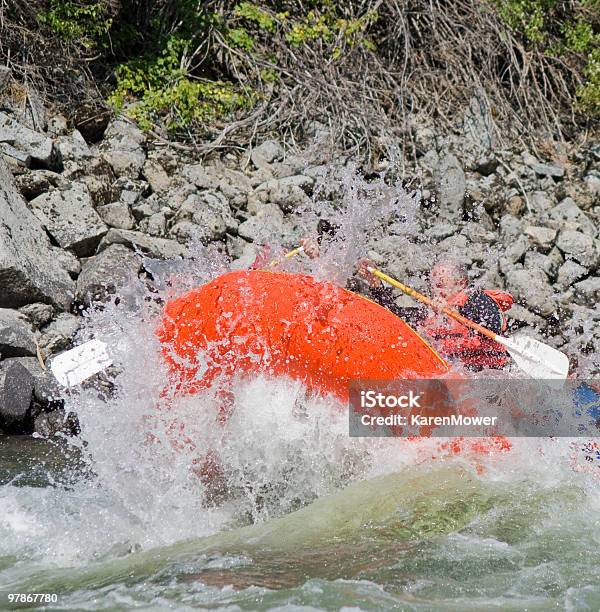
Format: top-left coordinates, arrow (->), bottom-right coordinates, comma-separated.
505,268 -> 557,316
29,183 -> 108,256
523,225 -> 557,252
556,230 -> 599,268
76,244 -> 141,306
172,191 -> 237,243
0,158 -> 74,309
0,360 -> 34,434
98,228 -> 188,259
10,356 -> 61,405
251,140 -> 284,169
0,112 -> 58,168
573,277 -> 600,307
38,313 -> 80,354
435,153 -> 466,221
97,201 -> 135,230
0,308 -> 36,357
546,198 -> 597,237
101,118 -> 146,178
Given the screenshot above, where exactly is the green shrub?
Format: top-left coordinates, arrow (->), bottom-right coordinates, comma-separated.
38,1 -> 112,48
109,35 -> 253,132
495,0 -> 600,115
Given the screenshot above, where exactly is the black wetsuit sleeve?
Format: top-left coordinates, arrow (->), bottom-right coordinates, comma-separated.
367,285 -> 427,325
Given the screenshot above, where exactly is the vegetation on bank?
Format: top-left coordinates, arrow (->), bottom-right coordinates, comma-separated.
1,1 -> 598,152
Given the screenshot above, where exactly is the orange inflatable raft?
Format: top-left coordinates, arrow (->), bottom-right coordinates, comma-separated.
158,270 -> 511,458
158,270 -> 448,400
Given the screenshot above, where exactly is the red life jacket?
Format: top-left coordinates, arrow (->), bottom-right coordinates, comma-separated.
422,289 -> 514,370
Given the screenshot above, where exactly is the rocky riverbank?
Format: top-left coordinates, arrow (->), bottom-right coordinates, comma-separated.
0,72 -> 599,436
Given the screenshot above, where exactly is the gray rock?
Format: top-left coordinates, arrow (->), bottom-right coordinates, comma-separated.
427,223 -> 458,241
504,234 -> 530,263
113,176 -> 147,206
165,179 -> 196,210
0,112 -> 58,168
547,198 -> 597,237
19,303 -> 54,328
251,140 -> 284,168
39,313 -> 80,353
505,268 -> 556,316
528,190 -> 554,214
132,196 -> 162,220
103,118 -> 145,151
499,214 -> 523,239
103,149 -> 145,178
10,357 -> 60,404
237,203 -> 287,243
271,182 -> 311,213
142,159 -> 171,193
524,250 -> 562,279
556,230 -> 598,268
142,211 -> 167,237
0,360 -> 34,433
97,201 -> 135,230
76,244 -> 141,306
474,156 -> 498,176
523,246 -> 563,279
230,242 -> 261,270
47,115 -> 68,137
0,159 -> 75,308
217,169 -> 253,209
29,183 -> 108,256
255,175 -> 314,213
181,164 -> 222,190
506,303 -> 545,328
557,260 -> 588,289
57,130 -> 92,162
573,277 -> 600,307
51,247 -> 81,279
34,410 -> 78,438
435,153 -> 466,220
169,220 -> 205,245
531,162 -> 565,178
98,229 -> 188,259
77,158 -> 117,206
0,143 -> 31,166
101,118 -> 146,178
462,94 -> 494,154
0,309 -> 36,357
584,174 -> 600,197
524,225 -> 557,252
174,191 -> 237,241
14,169 -> 69,200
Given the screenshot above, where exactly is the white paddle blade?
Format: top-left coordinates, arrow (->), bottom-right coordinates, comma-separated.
50,340 -> 112,388
497,335 -> 570,387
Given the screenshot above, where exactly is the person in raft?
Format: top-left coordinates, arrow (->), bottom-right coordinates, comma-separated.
300,236 -> 514,371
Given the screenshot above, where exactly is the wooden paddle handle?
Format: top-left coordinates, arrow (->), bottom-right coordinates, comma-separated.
368,268 -> 499,342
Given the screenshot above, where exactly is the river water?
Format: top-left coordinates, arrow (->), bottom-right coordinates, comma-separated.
1,170 -> 599,610
2,430 -> 600,610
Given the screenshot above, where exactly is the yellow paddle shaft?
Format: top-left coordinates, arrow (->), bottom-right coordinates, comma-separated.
367,267 -> 499,342
268,246 -> 304,268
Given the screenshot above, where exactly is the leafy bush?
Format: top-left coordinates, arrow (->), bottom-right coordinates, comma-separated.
4,0 -> 598,152
109,35 -> 253,131
38,0 -> 112,48
495,0 -> 599,115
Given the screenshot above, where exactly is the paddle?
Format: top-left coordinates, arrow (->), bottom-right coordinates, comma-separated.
268,245 -> 304,268
50,339 -> 112,388
368,267 -> 570,386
